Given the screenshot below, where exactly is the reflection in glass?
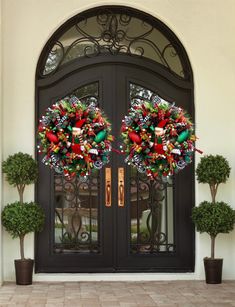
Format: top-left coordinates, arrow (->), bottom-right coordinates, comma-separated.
73,82 -> 98,100
129,83 -> 175,253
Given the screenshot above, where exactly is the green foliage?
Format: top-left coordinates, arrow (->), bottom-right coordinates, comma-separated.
192,201 -> 235,237
2,152 -> 38,187
196,155 -> 230,185
1,202 -> 45,239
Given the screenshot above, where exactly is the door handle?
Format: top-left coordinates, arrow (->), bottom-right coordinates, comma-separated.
105,167 -> 111,207
118,167 -> 125,207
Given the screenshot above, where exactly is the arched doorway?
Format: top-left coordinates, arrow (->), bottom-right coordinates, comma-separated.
35,6 -> 194,273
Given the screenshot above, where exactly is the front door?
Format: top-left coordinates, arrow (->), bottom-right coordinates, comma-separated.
36,59 -> 194,272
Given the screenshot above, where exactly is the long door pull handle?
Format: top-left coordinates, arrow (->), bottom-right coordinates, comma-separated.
105,168 -> 111,207
118,167 -> 125,207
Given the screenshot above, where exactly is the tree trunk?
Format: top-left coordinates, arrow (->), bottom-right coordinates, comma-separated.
19,191 -> 23,204
19,235 -> 25,260
17,185 -> 25,204
210,235 -> 215,259
209,184 -> 217,203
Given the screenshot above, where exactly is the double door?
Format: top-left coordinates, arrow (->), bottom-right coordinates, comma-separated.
36,61 -> 194,272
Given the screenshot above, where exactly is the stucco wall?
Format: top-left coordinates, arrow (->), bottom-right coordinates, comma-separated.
1,0 -> 235,281
0,0 -> 3,285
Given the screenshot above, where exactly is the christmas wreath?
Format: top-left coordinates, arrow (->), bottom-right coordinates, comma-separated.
38,96 -> 113,178
121,96 -> 200,179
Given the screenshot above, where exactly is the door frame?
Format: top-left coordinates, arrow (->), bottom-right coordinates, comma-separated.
35,54 -> 195,273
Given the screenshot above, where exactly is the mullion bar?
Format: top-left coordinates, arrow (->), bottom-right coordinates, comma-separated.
136,173 -> 140,253
89,177 -> 92,252
165,182 -> 168,251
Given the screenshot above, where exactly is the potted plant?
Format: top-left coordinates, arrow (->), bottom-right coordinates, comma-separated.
2,152 -> 45,285
192,154 -> 235,284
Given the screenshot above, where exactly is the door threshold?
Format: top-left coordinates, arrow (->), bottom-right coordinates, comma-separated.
33,272 -> 196,282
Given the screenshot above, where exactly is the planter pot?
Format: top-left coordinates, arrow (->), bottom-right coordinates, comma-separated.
204,258 -> 223,284
14,259 -> 34,285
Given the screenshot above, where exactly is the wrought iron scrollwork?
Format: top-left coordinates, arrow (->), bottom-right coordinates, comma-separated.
54,172 -> 100,253
130,172 -> 175,253
42,9 -> 186,78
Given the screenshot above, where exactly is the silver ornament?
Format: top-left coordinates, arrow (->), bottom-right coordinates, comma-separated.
177,160 -> 186,170
94,160 -> 103,169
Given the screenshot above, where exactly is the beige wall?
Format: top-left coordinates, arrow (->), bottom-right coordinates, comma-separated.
0,0 -> 3,285
1,0 -> 235,281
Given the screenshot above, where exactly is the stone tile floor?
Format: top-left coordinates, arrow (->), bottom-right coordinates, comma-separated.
0,281 -> 234,307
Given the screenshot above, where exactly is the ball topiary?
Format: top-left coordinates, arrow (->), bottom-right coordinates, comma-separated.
196,155 -> 231,202
2,202 -> 45,260
2,152 -> 44,261
2,152 -> 38,203
192,201 -> 235,259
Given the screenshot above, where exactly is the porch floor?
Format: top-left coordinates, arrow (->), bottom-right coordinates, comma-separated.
0,281 -> 235,306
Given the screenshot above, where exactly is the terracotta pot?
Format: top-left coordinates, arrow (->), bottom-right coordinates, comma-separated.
204,258 -> 223,284
14,259 -> 34,285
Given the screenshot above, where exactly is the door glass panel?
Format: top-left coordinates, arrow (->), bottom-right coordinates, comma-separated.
73,82 -> 99,99
42,10 -> 185,78
129,83 -> 175,253
53,82 -> 100,254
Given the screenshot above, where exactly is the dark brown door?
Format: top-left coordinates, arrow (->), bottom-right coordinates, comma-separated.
35,57 -> 194,272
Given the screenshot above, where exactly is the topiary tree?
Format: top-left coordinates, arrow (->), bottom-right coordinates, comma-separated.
193,155 -> 234,261
2,202 -> 45,260
2,152 -> 38,204
196,155 -> 230,203
2,152 -> 44,261
192,201 -> 235,259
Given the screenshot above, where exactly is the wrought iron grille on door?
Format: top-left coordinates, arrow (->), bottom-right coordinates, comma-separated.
54,173 -> 100,254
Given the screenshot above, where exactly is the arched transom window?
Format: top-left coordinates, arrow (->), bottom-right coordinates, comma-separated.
39,7 -> 191,80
